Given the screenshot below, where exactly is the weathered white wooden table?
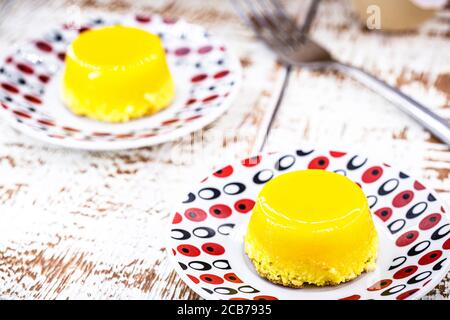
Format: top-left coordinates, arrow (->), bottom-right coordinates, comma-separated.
0,0 -> 449,299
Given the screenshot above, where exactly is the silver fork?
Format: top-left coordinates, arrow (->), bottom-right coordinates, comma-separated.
233,0 -> 450,146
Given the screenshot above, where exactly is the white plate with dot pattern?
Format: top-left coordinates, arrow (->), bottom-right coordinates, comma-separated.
0,13 -> 241,150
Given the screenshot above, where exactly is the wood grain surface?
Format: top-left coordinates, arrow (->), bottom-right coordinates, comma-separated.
0,0 -> 449,299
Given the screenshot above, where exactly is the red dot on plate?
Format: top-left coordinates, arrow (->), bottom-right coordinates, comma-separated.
115,133 -> 134,139
199,274 -> 224,285
209,204 -> 232,219
185,115 -> 202,122
392,190 -> 414,208
393,265 -> 418,279
16,63 -> 34,75
198,45 -> 213,54
13,110 -> 32,119
37,119 -> 55,126
135,14 -> 151,23
203,95 -> 219,103
201,242 -> 225,255
213,70 -> 230,79
172,212 -> 182,224
414,181 -> 426,191
92,132 -> 111,137
374,207 -> 392,222
175,47 -> 190,56
329,150 -> 347,157
177,244 -> 200,257
367,279 -> 393,291
234,199 -> 255,214
191,74 -> 207,83
224,273 -> 242,283
253,295 -> 278,300
38,75 -> 50,83
58,52 -> 66,62
78,26 -> 90,33
396,289 -> 419,300
62,127 -> 80,133
163,16 -> 177,24
361,166 -> 383,183
339,295 -> 361,300
1,102 -> 8,109
418,250 -> 442,265
24,95 -> 42,104
213,165 -> 233,178
242,155 -> 262,167
162,118 -> 179,126
443,237 -> 450,250
396,230 -> 419,247
419,213 -> 441,230
308,156 -> 329,170
35,41 -> 53,52
184,208 -> 207,222
187,274 -> 200,284
185,98 -> 197,106
1,83 -> 20,94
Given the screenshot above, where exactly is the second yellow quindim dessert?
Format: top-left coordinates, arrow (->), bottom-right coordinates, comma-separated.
245,169 -> 378,287
62,26 -> 174,122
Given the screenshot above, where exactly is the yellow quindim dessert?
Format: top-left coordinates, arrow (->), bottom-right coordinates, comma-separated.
245,170 -> 378,287
62,26 -> 174,122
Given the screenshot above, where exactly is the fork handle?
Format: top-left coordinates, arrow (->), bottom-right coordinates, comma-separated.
333,62 -> 450,146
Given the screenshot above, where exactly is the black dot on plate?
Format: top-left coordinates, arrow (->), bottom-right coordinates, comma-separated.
179,262 -> 187,270
94,18 -> 104,24
205,277 -> 211,281
209,86 -> 215,91
182,248 -> 189,253
195,62 -> 201,68
54,33 -> 63,41
18,78 -> 26,85
229,276 -> 236,280
431,253 -> 437,258
372,169 -> 379,175
406,233 -> 414,239
158,33 -> 164,39
214,209 -> 221,215
206,246 -> 213,252
381,281 -> 387,286
195,108 -> 202,112
238,204 -> 246,210
28,107 -> 36,112
430,217 -> 437,222
189,211 -> 196,218
381,210 -> 388,216
318,160 -> 325,165
403,194 -> 410,200
405,268 -> 413,273
217,59 -> 224,65
0,67 -> 4,73
5,96 -> 13,102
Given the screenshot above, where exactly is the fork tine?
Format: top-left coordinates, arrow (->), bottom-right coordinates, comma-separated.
242,0 -> 298,50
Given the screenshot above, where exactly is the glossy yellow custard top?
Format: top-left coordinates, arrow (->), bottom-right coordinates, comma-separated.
62,26 -> 174,122
245,169 -> 378,287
